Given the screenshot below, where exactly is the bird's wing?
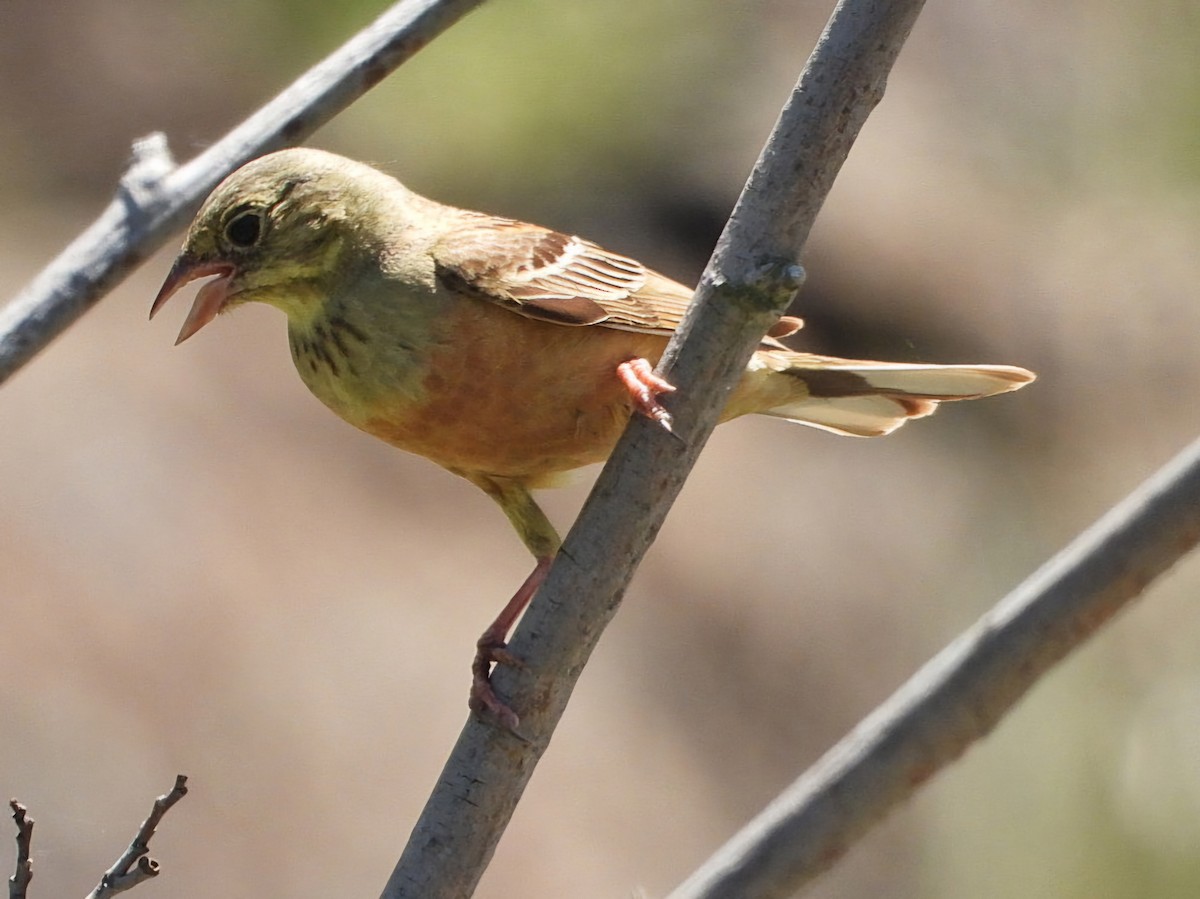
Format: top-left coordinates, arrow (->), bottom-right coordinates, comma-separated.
432,214 -> 801,342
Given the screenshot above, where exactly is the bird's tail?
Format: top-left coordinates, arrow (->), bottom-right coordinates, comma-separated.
731,350 -> 1035,437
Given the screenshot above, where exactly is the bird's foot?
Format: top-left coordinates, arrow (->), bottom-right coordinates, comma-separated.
465,556 -> 553,736
617,358 -> 676,431
469,635 -> 526,734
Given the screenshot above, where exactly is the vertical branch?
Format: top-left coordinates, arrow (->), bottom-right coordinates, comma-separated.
7,801 -> 33,899
382,0 -> 928,896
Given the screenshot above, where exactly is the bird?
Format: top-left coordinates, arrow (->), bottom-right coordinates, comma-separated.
152,147 -> 1035,729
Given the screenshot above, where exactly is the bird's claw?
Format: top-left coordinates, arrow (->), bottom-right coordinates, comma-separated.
470,639 -> 527,735
484,643 -> 525,671
469,676 -> 525,736
617,358 -> 676,432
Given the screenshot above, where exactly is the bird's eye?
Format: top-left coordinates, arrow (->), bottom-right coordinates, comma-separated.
225,210 -> 263,248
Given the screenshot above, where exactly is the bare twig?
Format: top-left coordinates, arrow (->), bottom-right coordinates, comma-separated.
0,0 -> 489,386
87,775 -> 189,899
8,801 -> 33,899
380,0 -> 927,896
665,434 -> 1200,897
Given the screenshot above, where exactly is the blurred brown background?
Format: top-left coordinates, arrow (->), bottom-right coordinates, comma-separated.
3,1 -> 1200,896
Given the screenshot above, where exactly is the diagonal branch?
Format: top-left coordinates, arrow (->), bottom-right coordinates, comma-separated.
87,775 -> 189,899
0,0 -> 489,386
381,0 -> 928,896
666,432 -> 1200,898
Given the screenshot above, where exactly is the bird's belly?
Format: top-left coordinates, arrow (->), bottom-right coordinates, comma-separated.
317,301 -> 669,484
365,381 -> 631,482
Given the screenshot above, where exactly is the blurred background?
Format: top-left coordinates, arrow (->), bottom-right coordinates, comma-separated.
2,1 -> 1200,896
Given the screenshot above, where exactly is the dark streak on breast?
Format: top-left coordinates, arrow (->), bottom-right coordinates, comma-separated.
312,327 -> 341,377
291,325 -> 350,379
328,313 -> 370,347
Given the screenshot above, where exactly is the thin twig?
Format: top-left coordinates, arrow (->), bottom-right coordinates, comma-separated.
380,0 -> 927,896
86,775 -> 189,899
7,801 -> 33,899
0,0 -> 489,386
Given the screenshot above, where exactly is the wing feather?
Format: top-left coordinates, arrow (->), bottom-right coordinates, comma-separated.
432,214 -> 802,343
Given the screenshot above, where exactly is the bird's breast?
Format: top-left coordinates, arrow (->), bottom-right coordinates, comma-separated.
294,293 -> 669,484
287,292 -> 435,434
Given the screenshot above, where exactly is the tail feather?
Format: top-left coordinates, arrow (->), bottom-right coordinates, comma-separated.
742,351 -> 1035,438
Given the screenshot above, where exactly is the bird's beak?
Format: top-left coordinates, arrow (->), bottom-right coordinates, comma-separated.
151,255 -> 237,345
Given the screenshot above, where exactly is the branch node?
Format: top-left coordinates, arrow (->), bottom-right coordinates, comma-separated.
118,133 -> 178,207
746,259 -> 807,309
780,262 -> 807,289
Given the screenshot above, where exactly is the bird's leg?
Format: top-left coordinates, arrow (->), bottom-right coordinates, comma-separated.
617,358 -> 676,431
470,555 -> 552,730
467,475 -> 562,730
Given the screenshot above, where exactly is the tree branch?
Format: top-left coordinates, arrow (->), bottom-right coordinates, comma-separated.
666,432 -> 1200,898
7,801 -> 33,899
0,0 -> 489,386
87,775 -> 189,899
7,778 -> 187,899
381,0 -> 928,896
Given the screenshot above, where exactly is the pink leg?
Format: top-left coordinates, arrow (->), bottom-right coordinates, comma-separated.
470,555 -> 554,731
617,358 -> 677,431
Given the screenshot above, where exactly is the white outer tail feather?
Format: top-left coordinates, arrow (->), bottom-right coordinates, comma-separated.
760,357 -> 1035,438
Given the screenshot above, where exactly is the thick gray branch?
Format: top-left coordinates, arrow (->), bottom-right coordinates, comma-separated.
668,433 -> 1200,898
0,0 -> 488,385
381,0 -> 927,896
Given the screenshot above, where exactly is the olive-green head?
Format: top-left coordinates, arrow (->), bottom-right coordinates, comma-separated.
152,147 -> 399,343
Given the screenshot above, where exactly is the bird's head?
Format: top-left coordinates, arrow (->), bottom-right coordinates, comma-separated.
152,148 -> 389,344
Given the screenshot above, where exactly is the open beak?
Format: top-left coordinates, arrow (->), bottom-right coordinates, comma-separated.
151,256 -> 237,345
